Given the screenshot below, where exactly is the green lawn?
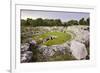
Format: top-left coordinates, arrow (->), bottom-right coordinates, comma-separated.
35,31 -> 72,46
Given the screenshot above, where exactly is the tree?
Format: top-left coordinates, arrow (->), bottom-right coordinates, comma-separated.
79,18 -> 87,25
31,20 -> 37,27
21,19 -> 26,26
67,20 -> 79,26
79,18 -> 90,25
86,18 -> 90,25
35,18 -> 44,26
43,19 -> 49,26
26,18 -> 33,26
54,19 -> 62,26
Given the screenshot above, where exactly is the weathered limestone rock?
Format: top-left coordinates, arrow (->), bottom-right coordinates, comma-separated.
21,43 -> 33,63
38,43 -> 71,57
21,51 -> 33,63
21,43 -> 29,52
70,40 -> 88,60
67,26 -> 89,48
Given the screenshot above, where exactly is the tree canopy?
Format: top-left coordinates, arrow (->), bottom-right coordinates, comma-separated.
21,18 -> 90,27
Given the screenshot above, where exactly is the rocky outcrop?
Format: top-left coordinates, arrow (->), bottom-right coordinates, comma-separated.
70,40 -> 88,60
21,43 -> 33,63
21,51 -> 33,63
38,43 -> 71,58
67,26 -> 89,47
67,26 -> 89,59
